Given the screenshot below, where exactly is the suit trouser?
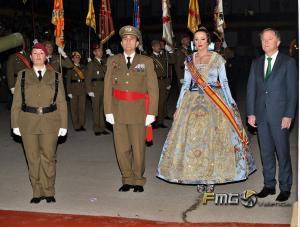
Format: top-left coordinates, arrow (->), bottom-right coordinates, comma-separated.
113,123 -> 146,186
257,117 -> 292,192
70,94 -> 86,129
157,80 -> 169,124
22,133 -> 58,197
91,92 -> 105,133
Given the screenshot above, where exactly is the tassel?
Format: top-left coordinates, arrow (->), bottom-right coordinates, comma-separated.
146,125 -> 153,142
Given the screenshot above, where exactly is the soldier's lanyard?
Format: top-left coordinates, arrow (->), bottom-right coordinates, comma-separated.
16,53 -> 31,69
73,66 -> 85,80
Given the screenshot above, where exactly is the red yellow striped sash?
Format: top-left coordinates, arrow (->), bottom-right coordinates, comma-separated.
186,56 -> 248,145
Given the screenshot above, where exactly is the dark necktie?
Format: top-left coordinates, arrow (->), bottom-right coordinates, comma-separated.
38,70 -> 42,81
126,57 -> 131,69
265,57 -> 272,80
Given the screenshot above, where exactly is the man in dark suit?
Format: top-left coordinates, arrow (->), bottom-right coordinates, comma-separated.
246,28 -> 298,202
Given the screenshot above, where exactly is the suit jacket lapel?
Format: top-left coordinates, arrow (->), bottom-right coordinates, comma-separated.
131,54 -> 139,70
42,69 -> 53,83
268,52 -> 282,82
258,55 -> 265,83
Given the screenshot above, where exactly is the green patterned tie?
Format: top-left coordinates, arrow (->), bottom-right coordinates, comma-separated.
265,57 -> 272,80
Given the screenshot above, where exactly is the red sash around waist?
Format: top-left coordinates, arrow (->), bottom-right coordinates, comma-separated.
113,89 -> 153,143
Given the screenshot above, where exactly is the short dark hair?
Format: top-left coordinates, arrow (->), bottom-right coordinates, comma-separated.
260,28 -> 281,41
194,26 -> 211,44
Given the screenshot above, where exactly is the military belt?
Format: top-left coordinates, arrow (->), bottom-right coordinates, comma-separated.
22,104 -> 57,115
92,78 -> 104,82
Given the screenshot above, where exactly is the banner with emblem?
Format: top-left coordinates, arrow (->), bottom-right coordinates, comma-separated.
86,0 -> 96,32
187,0 -> 201,34
51,0 -> 65,48
100,0 -> 115,44
162,0 -> 174,47
133,0 -> 140,29
214,0 -> 227,47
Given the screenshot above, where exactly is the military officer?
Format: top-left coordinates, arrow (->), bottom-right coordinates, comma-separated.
85,44 -> 110,135
150,40 -> 175,128
11,43 -> 68,204
104,25 -> 159,192
175,33 -> 192,89
43,41 -> 73,72
66,51 -> 86,131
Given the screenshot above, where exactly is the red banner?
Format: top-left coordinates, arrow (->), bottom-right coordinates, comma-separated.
51,0 -> 64,48
100,0 -> 115,44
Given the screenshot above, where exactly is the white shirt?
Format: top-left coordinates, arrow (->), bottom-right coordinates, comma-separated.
124,52 -> 135,64
33,66 -> 47,78
264,51 -> 279,75
153,52 -> 160,56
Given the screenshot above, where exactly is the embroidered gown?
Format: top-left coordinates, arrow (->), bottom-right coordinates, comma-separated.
157,52 -> 256,185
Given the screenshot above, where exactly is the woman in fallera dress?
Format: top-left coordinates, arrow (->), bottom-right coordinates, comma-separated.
156,27 -> 256,193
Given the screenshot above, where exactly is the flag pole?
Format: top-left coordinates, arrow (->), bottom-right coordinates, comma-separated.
88,27 -> 91,59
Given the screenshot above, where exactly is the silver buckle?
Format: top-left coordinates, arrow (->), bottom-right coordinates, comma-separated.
37,107 -> 43,115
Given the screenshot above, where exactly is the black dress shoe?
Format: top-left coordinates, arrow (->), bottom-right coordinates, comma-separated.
118,184 -> 133,192
75,128 -> 81,132
256,187 -> 275,198
101,131 -> 110,135
157,123 -> 168,128
30,197 -> 42,204
45,196 -> 56,203
94,132 -> 101,136
165,116 -> 173,120
276,191 -> 290,202
133,185 -> 144,192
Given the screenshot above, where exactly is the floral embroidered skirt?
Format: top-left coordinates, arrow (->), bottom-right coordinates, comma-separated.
157,90 -> 256,185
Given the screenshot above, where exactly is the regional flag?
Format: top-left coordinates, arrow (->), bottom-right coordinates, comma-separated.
100,0 -> 115,44
187,0 -> 200,34
133,0 -> 140,29
51,0 -> 64,48
162,0 -> 174,47
86,0 -> 96,32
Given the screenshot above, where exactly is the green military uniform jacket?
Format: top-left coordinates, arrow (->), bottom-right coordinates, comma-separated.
48,54 -> 73,72
150,52 -> 175,87
104,53 -> 159,124
85,58 -> 106,94
175,47 -> 192,81
6,51 -> 31,89
66,65 -> 86,96
11,68 -> 67,134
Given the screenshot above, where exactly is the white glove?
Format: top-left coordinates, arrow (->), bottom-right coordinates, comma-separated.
180,79 -> 184,84
145,115 -> 155,126
166,85 -> 171,90
165,44 -> 173,53
106,49 -> 114,56
33,38 -> 38,45
68,94 -> 73,99
58,128 -> 67,137
87,57 -> 92,63
58,47 -> 67,58
10,88 -> 15,94
105,113 -> 115,125
138,45 -> 144,52
88,92 -> 95,97
13,128 -> 21,136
